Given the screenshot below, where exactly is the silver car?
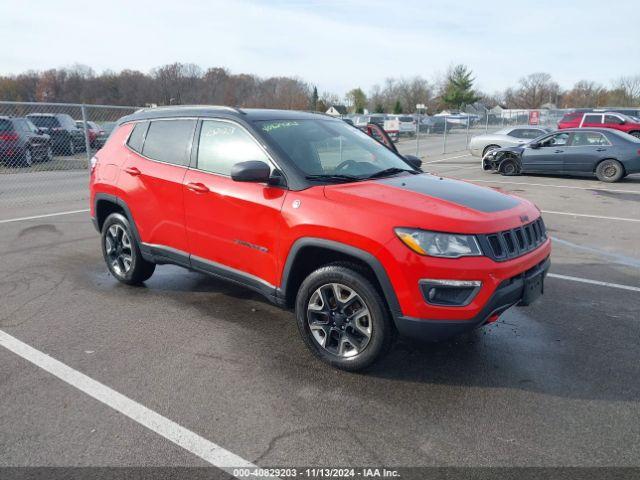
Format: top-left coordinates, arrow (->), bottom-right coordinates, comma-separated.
469,126 -> 553,158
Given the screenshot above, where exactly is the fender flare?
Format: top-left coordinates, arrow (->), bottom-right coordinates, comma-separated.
93,193 -> 151,259
278,237 -> 402,318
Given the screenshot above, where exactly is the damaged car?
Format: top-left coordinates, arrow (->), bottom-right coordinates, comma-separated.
482,128 -> 640,183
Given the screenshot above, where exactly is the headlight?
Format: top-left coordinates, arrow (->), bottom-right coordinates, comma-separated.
395,228 -> 482,258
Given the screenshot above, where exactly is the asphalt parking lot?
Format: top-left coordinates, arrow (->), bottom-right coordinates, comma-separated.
1,136 -> 639,473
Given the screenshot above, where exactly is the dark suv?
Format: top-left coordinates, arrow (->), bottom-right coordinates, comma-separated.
90,106 -> 550,371
27,113 -> 85,155
0,116 -> 52,167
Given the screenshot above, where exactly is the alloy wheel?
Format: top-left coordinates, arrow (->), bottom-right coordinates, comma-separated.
307,283 -> 372,358
105,224 -> 133,277
502,161 -> 516,174
603,165 -> 618,178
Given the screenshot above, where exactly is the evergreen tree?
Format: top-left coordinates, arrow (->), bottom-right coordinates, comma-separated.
442,64 -> 479,109
310,86 -> 319,111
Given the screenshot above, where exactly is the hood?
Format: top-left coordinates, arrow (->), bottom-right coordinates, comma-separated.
323,173 -> 538,234
490,145 -> 525,155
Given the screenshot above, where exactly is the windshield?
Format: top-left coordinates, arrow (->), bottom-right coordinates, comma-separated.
256,119 -> 413,179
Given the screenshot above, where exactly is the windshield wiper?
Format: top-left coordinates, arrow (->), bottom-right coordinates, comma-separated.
305,174 -> 361,183
364,167 -> 416,179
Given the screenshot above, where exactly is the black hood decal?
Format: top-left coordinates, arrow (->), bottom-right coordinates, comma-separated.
377,174 -> 520,213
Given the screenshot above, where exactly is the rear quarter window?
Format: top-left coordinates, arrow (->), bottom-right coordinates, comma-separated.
126,122 -> 148,153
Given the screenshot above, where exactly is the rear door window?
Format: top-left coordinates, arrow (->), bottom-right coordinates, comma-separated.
571,132 -> 610,146
582,114 -> 602,125
142,119 -> 196,166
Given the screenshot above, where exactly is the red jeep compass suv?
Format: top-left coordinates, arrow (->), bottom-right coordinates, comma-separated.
90,106 -> 551,370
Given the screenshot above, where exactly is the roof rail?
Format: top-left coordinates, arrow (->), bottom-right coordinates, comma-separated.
136,104 -> 245,114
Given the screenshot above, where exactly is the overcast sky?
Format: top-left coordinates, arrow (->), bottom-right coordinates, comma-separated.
1,0 -> 638,96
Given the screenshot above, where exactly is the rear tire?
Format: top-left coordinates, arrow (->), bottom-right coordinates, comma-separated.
595,159 -> 624,183
499,157 -> 520,176
295,263 -> 394,371
628,131 -> 640,139
101,213 -> 155,285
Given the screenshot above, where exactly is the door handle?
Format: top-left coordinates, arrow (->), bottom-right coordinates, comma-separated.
596,148 -> 607,151
123,166 -> 141,176
554,149 -> 564,153
186,182 -> 209,193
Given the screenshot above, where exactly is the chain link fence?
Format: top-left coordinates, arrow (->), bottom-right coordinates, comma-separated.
0,101 -> 137,212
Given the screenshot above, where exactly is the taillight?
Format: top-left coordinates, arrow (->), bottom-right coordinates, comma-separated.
90,155 -> 98,172
0,132 -> 19,142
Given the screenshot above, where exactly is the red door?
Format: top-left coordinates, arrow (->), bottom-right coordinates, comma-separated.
118,119 -> 196,255
183,119 -> 287,288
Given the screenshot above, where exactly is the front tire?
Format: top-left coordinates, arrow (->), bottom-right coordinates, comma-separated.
101,213 -> 155,285
295,263 -> 393,371
628,131 -> 640,139
595,159 -> 624,183
499,157 -> 520,176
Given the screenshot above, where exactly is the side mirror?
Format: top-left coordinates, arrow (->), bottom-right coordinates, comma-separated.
403,154 -> 422,170
230,160 -> 271,183
529,142 -> 540,149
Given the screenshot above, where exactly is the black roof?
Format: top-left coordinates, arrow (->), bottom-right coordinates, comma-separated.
118,106 -> 336,125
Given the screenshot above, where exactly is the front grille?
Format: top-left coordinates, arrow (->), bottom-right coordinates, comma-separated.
478,217 -> 547,261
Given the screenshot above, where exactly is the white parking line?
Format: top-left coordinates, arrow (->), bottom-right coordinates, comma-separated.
0,330 -> 271,479
464,179 -> 640,195
551,236 -> 640,269
0,209 -> 90,224
541,210 -> 640,223
548,274 -> 640,293
422,153 -> 472,164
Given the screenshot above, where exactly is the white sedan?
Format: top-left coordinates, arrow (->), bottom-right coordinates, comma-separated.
469,126 -> 553,158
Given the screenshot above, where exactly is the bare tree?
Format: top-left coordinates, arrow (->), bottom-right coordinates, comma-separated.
610,75 -> 640,106
506,73 -> 560,108
561,80 -> 607,108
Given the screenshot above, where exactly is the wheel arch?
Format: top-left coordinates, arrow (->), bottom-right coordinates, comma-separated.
94,193 -> 150,259
482,144 -> 501,157
278,238 -> 402,318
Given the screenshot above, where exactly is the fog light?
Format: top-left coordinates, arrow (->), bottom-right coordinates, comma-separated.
419,279 -> 482,307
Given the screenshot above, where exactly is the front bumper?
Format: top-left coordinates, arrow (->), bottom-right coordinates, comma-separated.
482,155 -> 499,171
395,256 -> 550,341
